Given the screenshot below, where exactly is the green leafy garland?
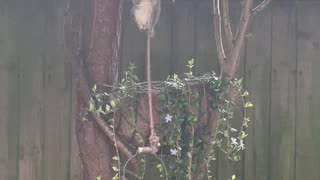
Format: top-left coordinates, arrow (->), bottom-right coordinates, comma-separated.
89,60 -> 252,180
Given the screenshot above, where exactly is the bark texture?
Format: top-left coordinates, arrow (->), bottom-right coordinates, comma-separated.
65,0 -> 122,179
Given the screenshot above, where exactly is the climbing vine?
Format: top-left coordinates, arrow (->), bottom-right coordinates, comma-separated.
89,60 -> 252,179
70,0 -> 273,179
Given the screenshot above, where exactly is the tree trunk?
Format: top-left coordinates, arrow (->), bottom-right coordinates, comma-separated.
65,0 -> 122,179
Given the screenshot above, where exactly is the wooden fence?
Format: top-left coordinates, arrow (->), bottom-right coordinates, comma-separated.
0,0 -> 320,180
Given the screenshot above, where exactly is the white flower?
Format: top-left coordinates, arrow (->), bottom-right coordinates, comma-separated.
230,138 -> 238,146
239,142 -> 245,150
165,114 -> 173,123
170,148 -> 178,156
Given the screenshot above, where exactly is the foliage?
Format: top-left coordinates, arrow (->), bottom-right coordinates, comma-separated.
89,60 -> 252,179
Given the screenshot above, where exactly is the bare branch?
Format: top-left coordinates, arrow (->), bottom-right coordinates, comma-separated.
213,0 -> 227,70
221,0 -> 233,52
91,112 -> 138,166
76,62 -> 138,166
252,0 -> 272,15
227,0 -> 254,80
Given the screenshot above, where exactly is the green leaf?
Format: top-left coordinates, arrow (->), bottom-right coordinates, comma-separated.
188,59 -> 194,66
96,176 -> 101,180
156,164 -> 163,172
173,74 -> 178,81
224,130 -> 229,137
89,99 -> 95,112
233,156 -> 239,161
187,152 -> 192,158
92,84 -> 97,93
244,101 -> 253,108
97,107 -> 106,114
112,173 -> 119,180
243,121 -> 248,127
232,174 -> 236,180
105,104 -> 111,112
112,166 -> 119,172
241,131 -> 248,139
95,93 -> 103,99
235,78 -> 243,84
132,75 -> 139,81
110,100 -> 116,108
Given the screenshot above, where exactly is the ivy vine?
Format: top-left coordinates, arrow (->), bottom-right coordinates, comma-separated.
89,59 -> 252,180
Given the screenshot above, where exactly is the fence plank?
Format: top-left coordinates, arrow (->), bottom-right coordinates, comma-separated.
43,61 -> 71,180
270,4 -> 296,180
151,1 -> 173,81
171,1 -> 195,77
194,1 -> 218,75
244,7 -> 272,180
42,1 -> 71,180
17,8 -> 45,180
0,5 -> 20,180
296,4 -> 320,180
0,7 -> 12,180
69,73 -> 83,180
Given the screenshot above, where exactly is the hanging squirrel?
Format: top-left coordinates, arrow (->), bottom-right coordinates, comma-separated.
131,0 -> 161,37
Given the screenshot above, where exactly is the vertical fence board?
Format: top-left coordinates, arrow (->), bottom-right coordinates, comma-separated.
0,7 -> 12,180
296,4 -> 320,180
43,1 -> 71,180
171,1 -> 195,77
270,4 -> 296,180
244,7 -> 272,180
43,61 -> 71,180
194,1 -> 218,75
151,2 -> 173,81
17,6 -> 45,180
0,5 -> 20,180
69,71 -> 83,180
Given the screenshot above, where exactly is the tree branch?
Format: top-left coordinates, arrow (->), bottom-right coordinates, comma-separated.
221,0 -> 233,52
91,112 -> 138,166
227,0 -> 254,80
213,0 -> 227,71
252,0 -> 272,15
204,0 -> 271,178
